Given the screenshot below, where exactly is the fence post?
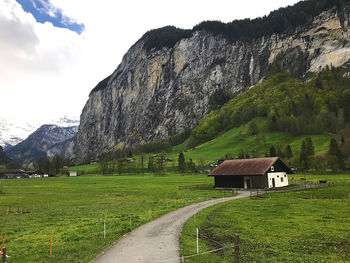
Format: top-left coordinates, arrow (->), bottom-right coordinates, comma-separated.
50,232 -> 53,255
2,247 -> 5,263
196,228 -> 199,254
104,220 -> 106,239
234,234 -> 240,263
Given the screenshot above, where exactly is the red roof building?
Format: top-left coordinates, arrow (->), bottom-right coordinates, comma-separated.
208,157 -> 293,189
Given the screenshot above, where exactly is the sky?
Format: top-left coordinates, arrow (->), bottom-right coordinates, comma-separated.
0,0 -> 301,127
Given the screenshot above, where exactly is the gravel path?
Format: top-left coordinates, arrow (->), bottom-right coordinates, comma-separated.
92,191 -> 250,263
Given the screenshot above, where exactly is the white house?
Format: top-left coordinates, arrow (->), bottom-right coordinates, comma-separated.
208,157 -> 293,189
68,171 -> 78,177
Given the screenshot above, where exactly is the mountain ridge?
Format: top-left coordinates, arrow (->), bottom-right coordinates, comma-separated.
75,0 -> 350,162
5,124 -> 78,165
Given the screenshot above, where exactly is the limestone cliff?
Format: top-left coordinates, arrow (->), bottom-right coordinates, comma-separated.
75,8 -> 350,161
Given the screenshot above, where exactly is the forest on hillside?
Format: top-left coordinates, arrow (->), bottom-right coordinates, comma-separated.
189,67 -> 350,146
141,0 -> 350,51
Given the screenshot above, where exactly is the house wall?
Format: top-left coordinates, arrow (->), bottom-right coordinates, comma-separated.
267,172 -> 288,188
243,175 -> 268,189
214,175 -> 244,188
252,174 -> 268,188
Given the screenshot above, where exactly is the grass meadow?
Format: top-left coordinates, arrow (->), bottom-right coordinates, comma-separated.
0,174 -> 224,262
181,174 -> 350,263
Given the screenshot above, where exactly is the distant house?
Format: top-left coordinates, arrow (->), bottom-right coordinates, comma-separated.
26,170 -> 44,178
0,169 -> 46,179
68,171 -> 78,177
0,169 -> 29,179
208,157 -> 293,189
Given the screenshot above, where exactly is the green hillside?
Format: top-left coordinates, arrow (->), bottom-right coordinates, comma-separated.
188,67 -> 350,148
169,118 -> 332,165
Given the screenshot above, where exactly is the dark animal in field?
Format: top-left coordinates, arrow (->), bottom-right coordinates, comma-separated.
319,180 -> 328,184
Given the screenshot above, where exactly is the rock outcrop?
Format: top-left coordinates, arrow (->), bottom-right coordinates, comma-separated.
47,136 -> 76,159
75,8 -> 350,161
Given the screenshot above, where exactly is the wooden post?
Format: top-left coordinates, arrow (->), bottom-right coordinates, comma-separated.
2,247 -> 6,263
50,232 -> 53,255
234,234 -> 240,263
181,255 -> 184,262
104,220 -> 106,239
1,234 -> 6,258
196,228 -> 199,254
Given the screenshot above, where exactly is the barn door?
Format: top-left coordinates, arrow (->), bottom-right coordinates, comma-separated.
272,178 -> 275,188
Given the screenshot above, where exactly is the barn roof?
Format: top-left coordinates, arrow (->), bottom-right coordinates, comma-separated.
208,157 -> 293,176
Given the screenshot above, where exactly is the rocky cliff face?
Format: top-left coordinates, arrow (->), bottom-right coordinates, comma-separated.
75,9 -> 350,161
47,136 -> 76,159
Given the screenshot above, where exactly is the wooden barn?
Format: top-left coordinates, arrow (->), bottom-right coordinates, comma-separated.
208,157 -> 293,189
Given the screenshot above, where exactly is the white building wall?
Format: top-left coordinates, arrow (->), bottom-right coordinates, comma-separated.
267,172 -> 288,188
69,171 -> 77,177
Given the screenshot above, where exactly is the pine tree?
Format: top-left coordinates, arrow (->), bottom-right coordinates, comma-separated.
178,152 -> 185,173
328,138 -> 344,170
148,156 -> 154,172
269,146 -> 277,157
285,145 -> 293,160
305,137 -> 315,156
299,140 -> 309,171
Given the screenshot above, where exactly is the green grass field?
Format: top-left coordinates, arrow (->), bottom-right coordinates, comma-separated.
181,174 -> 350,263
0,174 -> 225,263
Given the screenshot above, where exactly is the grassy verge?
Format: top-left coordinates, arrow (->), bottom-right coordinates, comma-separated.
181,174 -> 350,263
0,173 -> 225,262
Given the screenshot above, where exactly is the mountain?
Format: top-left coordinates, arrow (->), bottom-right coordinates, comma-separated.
0,117 -> 37,150
0,146 -> 11,165
6,125 -> 78,164
47,136 -> 76,159
75,0 -> 350,162
0,116 -> 79,150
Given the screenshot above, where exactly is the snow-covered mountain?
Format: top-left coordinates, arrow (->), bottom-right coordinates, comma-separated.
0,116 -> 79,149
5,124 -> 78,164
0,117 -> 37,149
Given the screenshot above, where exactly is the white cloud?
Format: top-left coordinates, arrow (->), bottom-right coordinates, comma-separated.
0,0 -> 301,129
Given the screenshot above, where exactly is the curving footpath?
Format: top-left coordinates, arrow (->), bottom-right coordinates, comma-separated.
92,190 -> 250,263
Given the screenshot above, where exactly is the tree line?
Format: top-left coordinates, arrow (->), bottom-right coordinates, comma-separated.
141,0 -> 348,51
34,155 -> 74,176
237,136 -> 345,172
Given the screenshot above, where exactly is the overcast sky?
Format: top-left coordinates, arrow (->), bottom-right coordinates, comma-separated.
0,0 -> 301,126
